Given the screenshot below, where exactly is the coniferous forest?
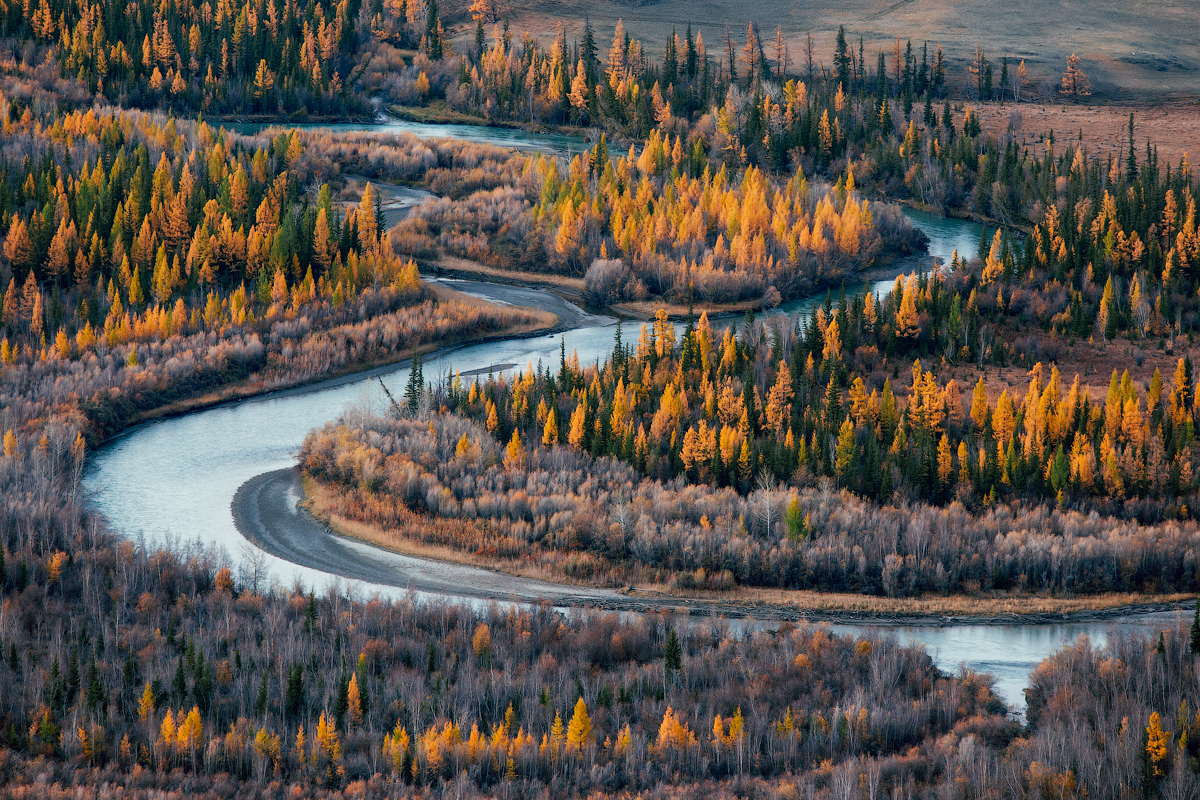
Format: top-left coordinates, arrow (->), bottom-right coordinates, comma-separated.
3,0 -> 1200,796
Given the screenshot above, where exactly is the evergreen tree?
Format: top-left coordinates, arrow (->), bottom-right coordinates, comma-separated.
833,26 -> 850,90
664,628 -> 682,673
405,355 -> 424,411
255,670 -> 269,717
425,0 -> 443,59
284,663 -> 304,720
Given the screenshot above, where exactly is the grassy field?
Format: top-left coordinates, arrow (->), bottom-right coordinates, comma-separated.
441,0 -> 1200,101
973,101 -> 1200,167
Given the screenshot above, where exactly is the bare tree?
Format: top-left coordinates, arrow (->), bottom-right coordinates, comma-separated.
773,26 -> 790,80
804,30 -> 814,83
238,542 -> 269,594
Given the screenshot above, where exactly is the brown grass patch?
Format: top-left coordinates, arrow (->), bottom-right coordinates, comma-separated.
432,255 -> 586,292
642,583 -> 1196,617
972,101 -> 1200,167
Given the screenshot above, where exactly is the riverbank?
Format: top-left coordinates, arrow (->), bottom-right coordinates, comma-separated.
387,101 -> 592,141
289,469 -> 1196,625
94,283 -> 559,446
429,252 -> 933,323
430,255 -> 587,298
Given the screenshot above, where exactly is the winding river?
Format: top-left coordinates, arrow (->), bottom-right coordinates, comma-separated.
84,119 -> 1184,714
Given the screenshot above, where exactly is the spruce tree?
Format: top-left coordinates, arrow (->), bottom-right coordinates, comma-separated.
664,628 -> 682,673
425,0 -> 443,59
833,26 -> 850,90
284,663 -> 304,720
334,673 -> 350,729
255,670 -> 269,716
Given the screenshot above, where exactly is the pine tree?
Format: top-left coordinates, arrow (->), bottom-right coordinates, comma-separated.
255,670 -> 269,716
284,663 -> 304,720
405,355 -> 423,411
833,26 -> 850,90
425,0 -> 443,59
664,628 -> 682,674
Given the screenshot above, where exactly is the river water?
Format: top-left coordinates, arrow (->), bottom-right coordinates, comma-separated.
84,119 -> 1176,713
228,114 -> 585,156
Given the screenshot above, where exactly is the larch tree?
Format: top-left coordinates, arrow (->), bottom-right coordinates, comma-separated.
566,697 -> 591,752
1060,53 -> 1091,100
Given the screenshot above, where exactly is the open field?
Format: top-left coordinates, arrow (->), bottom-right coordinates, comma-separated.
973,101 -> 1200,166
443,0 -> 1200,101
929,336 -> 1194,407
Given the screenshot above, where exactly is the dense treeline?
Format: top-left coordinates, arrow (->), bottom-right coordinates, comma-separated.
0,105 -> 551,444
437,18 -> 1200,353
2,463 -> 1199,800
0,0 -> 378,114
300,402 -> 1200,596
439,284 -> 1200,512
0,104 -> 433,360
0,489 -> 1008,793
396,140 -> 925,304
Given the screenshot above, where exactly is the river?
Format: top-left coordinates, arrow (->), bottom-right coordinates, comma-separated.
83,118 -> 1176,714
228,113 -> 586,157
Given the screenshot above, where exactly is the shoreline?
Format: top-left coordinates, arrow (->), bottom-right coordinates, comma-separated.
428,252 -> 930,324
282,469 -> 1197,626
94,282 -> 569,447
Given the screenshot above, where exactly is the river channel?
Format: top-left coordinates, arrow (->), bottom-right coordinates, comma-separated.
84,117 -> 1181,714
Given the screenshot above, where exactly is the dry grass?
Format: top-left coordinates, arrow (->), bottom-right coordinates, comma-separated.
641,583 -> 1196,617
433,255 -> 587,292
387,100 -> 491,126
972,101 -> 1200,167
484,0 -> 1200,102
426,281 -> 559,331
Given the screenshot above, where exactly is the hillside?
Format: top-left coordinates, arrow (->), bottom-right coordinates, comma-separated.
468,0 -> 1200,101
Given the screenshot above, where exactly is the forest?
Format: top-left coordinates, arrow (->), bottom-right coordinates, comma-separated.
3,0 -> 1200,793
3,457 -> 1200,799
